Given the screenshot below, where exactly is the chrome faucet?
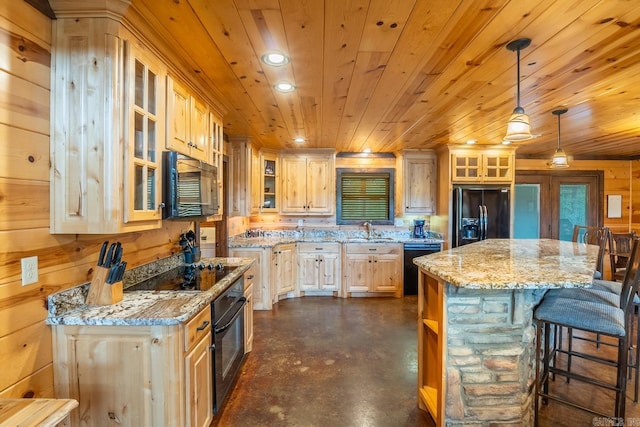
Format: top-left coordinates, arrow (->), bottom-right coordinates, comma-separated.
363,221 -> 373,239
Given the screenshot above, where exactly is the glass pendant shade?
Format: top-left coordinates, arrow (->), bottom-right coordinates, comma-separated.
504,109 -> 532,141
551,148 -> 569,168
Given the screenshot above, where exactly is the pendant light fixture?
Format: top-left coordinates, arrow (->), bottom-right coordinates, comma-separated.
550,107 -> 569,168
504,38 -> 534,142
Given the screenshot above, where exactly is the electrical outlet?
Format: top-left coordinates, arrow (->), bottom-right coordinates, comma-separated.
297,219 -> 304,227
21,256 -> 38,286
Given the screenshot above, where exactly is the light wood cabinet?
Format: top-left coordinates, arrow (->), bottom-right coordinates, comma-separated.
417,270 -> 445,426
280,152 -> 335,215
273,243 -> 297,300
403,150 -> 437,215
209,111 -> 224,219
228,247 -> 272,310
243,263 -> 256,353
297,243 -> 341,294
343,243 -> 403,297
184,308 -> 214,427
167,76 -> 210,162
228,138 -> 251,217
250,145 -> 262,214
261,151 -> 279,213
52,306 -> 213,427
450,148 -> 514,183
51,18 -> 165,233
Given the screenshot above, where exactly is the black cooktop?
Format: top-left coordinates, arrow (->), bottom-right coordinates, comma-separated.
125,263 -> 238,292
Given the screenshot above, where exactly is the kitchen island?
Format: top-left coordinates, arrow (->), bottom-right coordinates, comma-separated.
413,239 -> 599,426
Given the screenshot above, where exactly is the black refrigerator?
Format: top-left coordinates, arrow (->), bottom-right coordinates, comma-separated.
452,185 -> 511,247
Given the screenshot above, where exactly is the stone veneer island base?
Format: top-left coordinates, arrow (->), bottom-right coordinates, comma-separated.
413,239 -> 599,426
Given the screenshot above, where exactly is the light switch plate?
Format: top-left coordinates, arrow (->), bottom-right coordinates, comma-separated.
21,256 -> 38,286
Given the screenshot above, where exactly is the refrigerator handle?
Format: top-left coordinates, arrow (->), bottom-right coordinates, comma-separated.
482,205 -> 488,240
455,188 -> 462,247
479,205 -> 484,240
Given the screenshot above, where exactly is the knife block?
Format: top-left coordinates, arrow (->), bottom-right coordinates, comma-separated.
86,266 -> 123,306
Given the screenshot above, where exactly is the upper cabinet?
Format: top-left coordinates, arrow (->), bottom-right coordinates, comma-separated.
402,150 -> 436,215
228,138 -> 251,217
280,151 -> 335,215
450,147 -> 515,183
261,151 -> 279,213
125,40 -> 166,224
51,17 -> 165,234
167,77 -> 210,162
50,3 -> 226,233
209,111 -> 224,219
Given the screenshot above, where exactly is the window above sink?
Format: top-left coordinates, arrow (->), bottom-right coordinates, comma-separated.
336,168 -> 395,225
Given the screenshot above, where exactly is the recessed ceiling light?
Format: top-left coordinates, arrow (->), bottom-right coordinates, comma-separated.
294,137 -> 305,143
501,140 -> 512,145
261,51 -> 289,67
466,139 -> 477,145
363,148 -> 372,153
274,81 -> 295,93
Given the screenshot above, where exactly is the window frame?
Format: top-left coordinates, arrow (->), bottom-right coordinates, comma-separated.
336,168 -> 395,225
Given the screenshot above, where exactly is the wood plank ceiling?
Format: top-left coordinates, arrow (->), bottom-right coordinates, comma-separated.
130,0 -> 640,159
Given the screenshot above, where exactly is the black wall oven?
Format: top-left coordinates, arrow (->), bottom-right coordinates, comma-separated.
212,275 -> 246,414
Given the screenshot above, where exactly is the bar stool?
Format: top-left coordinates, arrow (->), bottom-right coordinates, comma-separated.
610,232 -> 637,282
572,225 -> 609,279
534,237 -> 640,425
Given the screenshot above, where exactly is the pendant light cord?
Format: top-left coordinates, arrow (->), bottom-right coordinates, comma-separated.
516,47 -> 521,109
557,113 -> 561,149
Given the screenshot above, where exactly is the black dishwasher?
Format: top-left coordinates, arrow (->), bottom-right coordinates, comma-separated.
403,243 -> 441,295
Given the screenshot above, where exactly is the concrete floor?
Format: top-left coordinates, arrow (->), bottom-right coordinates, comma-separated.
213,296 -> 640,427
214,296 -> 435,427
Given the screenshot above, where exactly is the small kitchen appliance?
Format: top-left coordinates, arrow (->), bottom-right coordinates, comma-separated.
412,219 -> 426,239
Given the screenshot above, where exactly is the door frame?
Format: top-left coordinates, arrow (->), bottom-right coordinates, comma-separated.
516,170 -> 604,239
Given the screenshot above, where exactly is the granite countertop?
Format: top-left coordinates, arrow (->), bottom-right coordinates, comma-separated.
413,239 -> 599,289
229,232 -> 444,248
46,257 -> 254,327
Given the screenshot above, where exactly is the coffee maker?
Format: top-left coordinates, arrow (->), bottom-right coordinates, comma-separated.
412,219 -> 426,239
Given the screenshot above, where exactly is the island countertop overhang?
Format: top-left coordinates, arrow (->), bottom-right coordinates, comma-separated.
412,238 -> 599,289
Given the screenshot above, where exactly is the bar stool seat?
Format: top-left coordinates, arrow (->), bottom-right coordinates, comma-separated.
534,237 -> 640,425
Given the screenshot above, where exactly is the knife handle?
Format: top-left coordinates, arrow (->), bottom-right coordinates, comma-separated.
104,243 -> 116,268
98,241 -> 109,267
113,243 -> 123,265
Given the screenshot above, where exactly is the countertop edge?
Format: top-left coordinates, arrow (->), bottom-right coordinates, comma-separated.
46,259 -> 254,327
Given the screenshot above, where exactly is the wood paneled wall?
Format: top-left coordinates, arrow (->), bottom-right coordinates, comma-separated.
0,2 -> 190,399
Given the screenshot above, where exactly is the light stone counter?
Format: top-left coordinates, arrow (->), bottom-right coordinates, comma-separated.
414,239 -> 599,426
46,257 -> 254,326
228,228 -> 444,248
413,238 -> 598,289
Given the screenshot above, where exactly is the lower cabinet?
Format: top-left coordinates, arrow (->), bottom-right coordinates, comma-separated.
343,243 -> 403,297
297,242 -> 341,294
51,306 -> 213,427
243,263 -> 256,352
273,243 -> 297,301
228,247 -> 272,310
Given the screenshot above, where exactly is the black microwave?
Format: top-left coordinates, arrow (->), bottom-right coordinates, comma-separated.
163,151 -> 218,219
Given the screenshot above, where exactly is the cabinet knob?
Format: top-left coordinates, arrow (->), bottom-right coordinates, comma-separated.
158,202 -> 166,209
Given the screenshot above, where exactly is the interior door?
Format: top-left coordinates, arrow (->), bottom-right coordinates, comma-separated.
515,171 -> 602,239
